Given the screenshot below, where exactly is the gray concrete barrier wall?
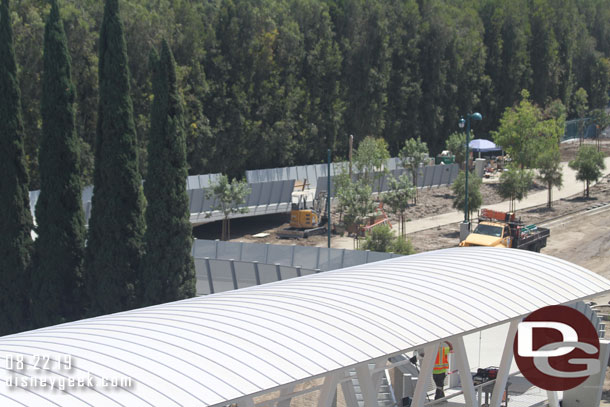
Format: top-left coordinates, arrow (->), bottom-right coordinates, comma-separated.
314,163 -> 459,197
192,239 -> 401,272
194,258 -> 319,295
186,173 -> 222,190
192,239 -> 404,295
245,158 -> 404,188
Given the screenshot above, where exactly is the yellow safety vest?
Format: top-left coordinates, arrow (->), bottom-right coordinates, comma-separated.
433,346 -> 450,374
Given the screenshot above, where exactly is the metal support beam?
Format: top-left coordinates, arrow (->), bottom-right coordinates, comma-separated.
412,343 -> 436,407
547,391 -> 560,407
317,371 -> 342,407
390,367 -> 404,406
277,384 -> 296,407
355,359 -> 386,407
490,319 -> 520,407
448,351 -> 459,388
452,337 -> 477,407
205,257 -> 214,294
341,371 -> 359,407
230,259 -> 238,289
355,364 -> 378,407
370,359 -> 387,396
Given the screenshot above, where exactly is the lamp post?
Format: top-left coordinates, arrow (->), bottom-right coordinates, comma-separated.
458,112 -> 482,228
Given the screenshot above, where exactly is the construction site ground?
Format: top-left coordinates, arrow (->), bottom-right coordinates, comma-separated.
192,182 -> 543,246
407,176 -> 610,254
194,141 -> 610,404
194,171 -> 610,282
194,141 -> 610,251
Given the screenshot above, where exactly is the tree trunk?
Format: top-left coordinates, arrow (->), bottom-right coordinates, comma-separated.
227,218 -> 231,240
547,182 -> 552,208
412,169 -> 418,205
586,180 -> 590,198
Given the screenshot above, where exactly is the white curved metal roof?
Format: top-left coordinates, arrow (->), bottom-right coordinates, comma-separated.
1,247 -> 609,407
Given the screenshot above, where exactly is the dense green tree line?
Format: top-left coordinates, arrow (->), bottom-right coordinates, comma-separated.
1,0 -> 197,334
31,0 -> 85,327
85,0 -> 146,316
0,0 -> 33,335
8,0 -> 610,188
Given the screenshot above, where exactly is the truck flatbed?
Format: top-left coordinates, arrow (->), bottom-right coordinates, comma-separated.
515,226 -> 550,252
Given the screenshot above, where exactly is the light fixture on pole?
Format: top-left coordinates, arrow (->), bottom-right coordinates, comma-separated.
458,112 -> 482,228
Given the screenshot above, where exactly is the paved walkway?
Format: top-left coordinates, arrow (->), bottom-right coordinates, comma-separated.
328,157 -> 610,249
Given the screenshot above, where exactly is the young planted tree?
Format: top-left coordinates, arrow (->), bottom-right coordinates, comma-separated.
572,87 -> 588,145
536,148 -> 563,208
342,183 -> 377,227
590,109 -> 610,150
399,137 -> 428,203
85,0 -> 146,316
0,0 -> 33,335
445,132 -> 466,169
492,89 -> 563,169
139,41 -> 196,307
331,162 -> 352,223
451,170 -> 482,222
569,146 -> 606,198
383,174 -> 415,237
498,164 -> 534,212
337,137 -> 389,242
338,181 -> 377,248
590,109 -> 610,132
206,175 -> 251,241
353,136 -> 390,189
31,0 -> 86,327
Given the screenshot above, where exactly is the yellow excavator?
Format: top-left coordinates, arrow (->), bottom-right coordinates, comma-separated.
277,192 -> 328,239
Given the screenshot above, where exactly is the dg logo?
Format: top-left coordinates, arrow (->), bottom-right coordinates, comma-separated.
513,305 -> 600,391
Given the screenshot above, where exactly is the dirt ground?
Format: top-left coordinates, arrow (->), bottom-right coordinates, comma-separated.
198,174 -> 609,253
560,138 -> 610,162
408,173 -> 610,253
540,199 -> 610,404
192,181 -> 547,246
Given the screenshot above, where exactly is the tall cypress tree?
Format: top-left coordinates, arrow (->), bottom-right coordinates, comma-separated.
85,0 -> 145,315
0,0 -> 33,335
140,40 -> 196,306
32,0 -> 86,327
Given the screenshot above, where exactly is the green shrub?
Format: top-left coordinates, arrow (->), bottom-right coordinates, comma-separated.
360,225 -> 416,255
361,224 -> 394,252
391,236 -> 416,255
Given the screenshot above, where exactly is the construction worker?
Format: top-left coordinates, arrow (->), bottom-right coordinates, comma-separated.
433,342 -> 453,400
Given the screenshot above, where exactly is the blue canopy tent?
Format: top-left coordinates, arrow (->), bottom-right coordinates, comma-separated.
469,138 -> 502,152
469,138 -> 503,157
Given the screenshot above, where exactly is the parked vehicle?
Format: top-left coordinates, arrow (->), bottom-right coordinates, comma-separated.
459,209 -> 549,252
277,192 -> 328,239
